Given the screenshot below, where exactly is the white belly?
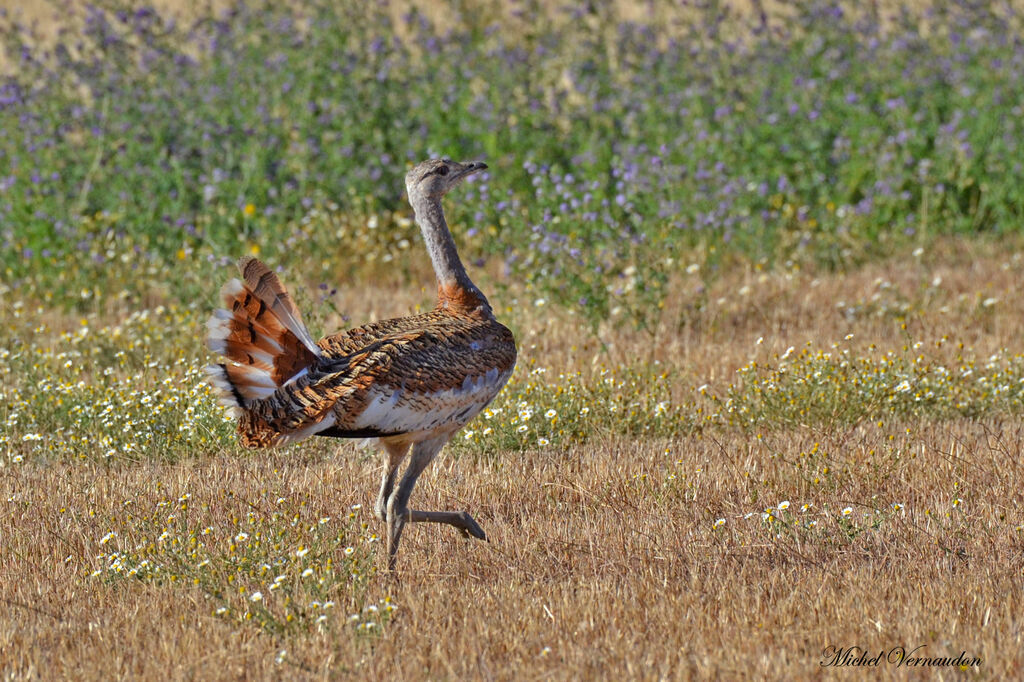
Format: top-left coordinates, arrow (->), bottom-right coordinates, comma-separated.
353,366 -> 512,438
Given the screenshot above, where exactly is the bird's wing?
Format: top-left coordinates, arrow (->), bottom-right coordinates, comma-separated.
248,321 -> 516,443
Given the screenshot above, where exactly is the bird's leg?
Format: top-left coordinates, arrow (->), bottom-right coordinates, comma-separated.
406,509 -> 486,540
385,437 -> 486,571
385,439 -> 438,571
375,441 -> 409,524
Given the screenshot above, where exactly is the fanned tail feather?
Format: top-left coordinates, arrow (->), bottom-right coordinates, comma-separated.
206,257 -> 321,408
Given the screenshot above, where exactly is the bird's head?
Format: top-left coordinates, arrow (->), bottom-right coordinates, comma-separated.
405,158 -> 487,202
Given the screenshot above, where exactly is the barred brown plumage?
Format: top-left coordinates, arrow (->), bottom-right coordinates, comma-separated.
206,158 -> 516,570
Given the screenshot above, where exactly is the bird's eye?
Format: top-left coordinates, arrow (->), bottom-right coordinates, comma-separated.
436,166 -> 449,176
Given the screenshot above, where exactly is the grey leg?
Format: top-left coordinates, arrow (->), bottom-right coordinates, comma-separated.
407,509 -> 486,539
385,437 -> 486,571
375,441 -> 409,524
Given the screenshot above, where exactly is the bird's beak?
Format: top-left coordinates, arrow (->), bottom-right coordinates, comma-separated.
456,161 -> 487,179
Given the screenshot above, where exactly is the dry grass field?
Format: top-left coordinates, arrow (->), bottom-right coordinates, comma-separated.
4,237 -> 1024,680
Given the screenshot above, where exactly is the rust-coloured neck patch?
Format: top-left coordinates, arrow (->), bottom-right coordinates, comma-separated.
437,280 -> 489,316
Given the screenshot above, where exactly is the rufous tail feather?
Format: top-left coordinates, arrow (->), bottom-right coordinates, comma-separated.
205,257 -> 320,409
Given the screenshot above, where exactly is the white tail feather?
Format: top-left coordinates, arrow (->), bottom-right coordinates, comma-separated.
274,412 -> 337,446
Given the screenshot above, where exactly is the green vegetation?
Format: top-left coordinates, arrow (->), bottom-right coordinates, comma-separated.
2,1 -> 1023,331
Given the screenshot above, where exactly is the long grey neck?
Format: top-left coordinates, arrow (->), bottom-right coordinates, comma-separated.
411,194 -> 489,308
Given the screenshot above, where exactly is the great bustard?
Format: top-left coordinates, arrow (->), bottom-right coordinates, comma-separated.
205,159 -> 517,570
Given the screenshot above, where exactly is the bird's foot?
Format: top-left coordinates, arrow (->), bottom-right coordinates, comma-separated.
454,511 -> 487,541
374,499 -> 388,524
